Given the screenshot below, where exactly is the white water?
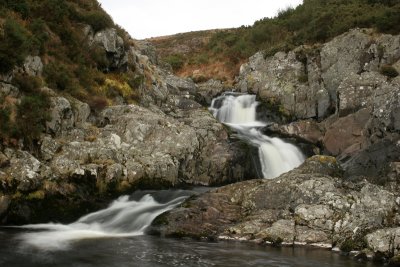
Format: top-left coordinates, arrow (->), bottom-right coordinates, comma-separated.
210,93 -> 305,179
16,193 -> 188,250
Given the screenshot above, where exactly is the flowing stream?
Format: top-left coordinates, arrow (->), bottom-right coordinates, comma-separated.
0,190 -> 380,267
209,93 -> 305,178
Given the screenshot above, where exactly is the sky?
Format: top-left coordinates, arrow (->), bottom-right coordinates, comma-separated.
97,0 -> 303,39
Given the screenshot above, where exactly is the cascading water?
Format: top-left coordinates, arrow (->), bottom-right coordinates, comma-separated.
210,93 -> 305,179
14,190 -> 192,250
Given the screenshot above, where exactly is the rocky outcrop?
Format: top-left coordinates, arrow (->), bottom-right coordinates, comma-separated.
89,27 -> 129,72
237,29 -> 400,120
195,79 -> 226,105
22,56 -> 43,77
0,91 -> 256,223
238,29 -> 400,181
151,155 -> 400,261
237,50 -> 330,120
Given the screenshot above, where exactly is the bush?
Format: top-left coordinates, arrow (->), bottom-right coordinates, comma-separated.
88,96 -> 108,112
16,92 -> 50,146
165,54 -> 185,71
83,10 -> 114,32
0,19 -> 31,73
12,74 -> 42,93
0,107 -> 11,137
44,62 -> 74,91
380,64 -> 399,78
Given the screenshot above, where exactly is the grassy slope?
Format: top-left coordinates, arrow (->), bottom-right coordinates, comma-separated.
149,0 -> 400,84
0,0 -> 140,146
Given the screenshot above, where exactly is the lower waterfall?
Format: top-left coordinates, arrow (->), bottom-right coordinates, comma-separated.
209,93 -> 305,179
14,190 -> 192,250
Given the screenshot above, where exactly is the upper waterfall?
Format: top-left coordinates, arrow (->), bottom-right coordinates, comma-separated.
210,93 -> 305,179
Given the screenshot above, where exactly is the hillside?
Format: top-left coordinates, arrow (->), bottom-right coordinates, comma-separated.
148,0 -> 400,83
0,0 -> 148,147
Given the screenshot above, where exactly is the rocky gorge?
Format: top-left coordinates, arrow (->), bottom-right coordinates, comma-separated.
0,21 -> 400,266
150,28 -> 400,264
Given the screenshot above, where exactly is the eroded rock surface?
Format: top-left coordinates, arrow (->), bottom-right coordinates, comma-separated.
151,155 -> 400,261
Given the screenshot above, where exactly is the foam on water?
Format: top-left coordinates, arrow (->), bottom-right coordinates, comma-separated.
16,194 -> 187,250
210,93 -> 305,179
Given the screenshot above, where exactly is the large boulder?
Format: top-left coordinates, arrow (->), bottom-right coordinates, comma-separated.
237,50 -> 328,119
91,28 -> 128,71
46,97 -> 75,136
22,56 -> 43,77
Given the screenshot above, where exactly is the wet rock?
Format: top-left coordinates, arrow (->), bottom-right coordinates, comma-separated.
196,79 -> 226,105
0,195 -> 10,219
264,120 -> 324,144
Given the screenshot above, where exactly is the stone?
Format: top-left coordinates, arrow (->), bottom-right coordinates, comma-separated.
151,153 -> 399,262
366,228 -> 400,257
323,108 -> 370,156
337,72 -> 387,116
69,97 -> 91,125
23,56 -> 43,76
0,82 -> 19,98
92,28 -> 128,71
46,97 -> 74,136
321,29 -> 372,104
196,79 -> 226,105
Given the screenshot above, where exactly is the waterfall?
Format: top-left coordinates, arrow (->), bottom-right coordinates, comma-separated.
15,190 -> 191,250
210,93 -> 305,179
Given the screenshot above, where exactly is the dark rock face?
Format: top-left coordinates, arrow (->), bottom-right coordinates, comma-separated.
151,155 -> 400,261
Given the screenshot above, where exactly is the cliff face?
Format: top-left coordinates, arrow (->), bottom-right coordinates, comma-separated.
237,28 -> 400,180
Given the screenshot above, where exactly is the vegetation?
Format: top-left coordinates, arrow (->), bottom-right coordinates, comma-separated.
0,0 -> 142,149
150,0 -> 400,83
380,65 -> 399,78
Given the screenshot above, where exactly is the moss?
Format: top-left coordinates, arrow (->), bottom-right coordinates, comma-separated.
26,190 -> 45,200
340,237 -> 368,253
151,213 -> 170,226
380,65 -> 399,78
298,74 -> 309,83
315,155 -> 337,164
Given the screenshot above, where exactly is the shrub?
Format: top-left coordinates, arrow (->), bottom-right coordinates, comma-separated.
88,96 -> 108,112
16,92 -> 50,146
83,10 -> 114,32
12,74 -> 42,93
165,54 -> 185,71
44,62 -> 74,91
0,19 -> 30,73
0,107 -> 11,137
380,64 -> 399,78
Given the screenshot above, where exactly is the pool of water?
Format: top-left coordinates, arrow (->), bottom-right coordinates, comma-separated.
0,230 -> 380,267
